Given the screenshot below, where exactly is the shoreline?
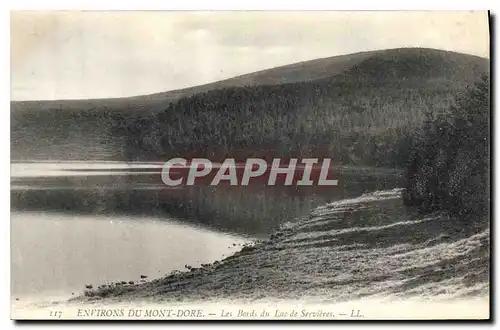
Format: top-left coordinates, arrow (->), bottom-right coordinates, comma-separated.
11,188 -> 490,319
70,188 -> 489,305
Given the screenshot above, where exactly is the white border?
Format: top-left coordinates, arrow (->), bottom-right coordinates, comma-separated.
3,1 -> 496,10
2,1 -> 498,329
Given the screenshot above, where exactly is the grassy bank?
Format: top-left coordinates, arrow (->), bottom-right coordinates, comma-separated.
74,189 -> 489,303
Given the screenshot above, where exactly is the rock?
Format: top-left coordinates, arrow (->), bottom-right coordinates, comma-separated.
241,245 -> 256,253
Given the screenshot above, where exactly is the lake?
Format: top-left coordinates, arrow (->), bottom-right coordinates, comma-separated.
10,161 -> 401,304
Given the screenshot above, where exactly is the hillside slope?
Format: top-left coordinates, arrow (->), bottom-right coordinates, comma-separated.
11,49 -> 378,114
11,48 -> 488,163
11,48 -> 487,113
120,48 -> 488,166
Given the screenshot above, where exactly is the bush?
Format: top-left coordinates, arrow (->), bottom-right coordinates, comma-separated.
403,75 -> 490,223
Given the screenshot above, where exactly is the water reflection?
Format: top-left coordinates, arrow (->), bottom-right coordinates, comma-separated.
10,161 -> 401,301
11,162 -> 402,236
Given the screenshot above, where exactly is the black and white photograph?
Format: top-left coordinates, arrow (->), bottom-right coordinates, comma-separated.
9,10 -> 490,320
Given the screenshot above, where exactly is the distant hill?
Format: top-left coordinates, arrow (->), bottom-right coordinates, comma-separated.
11,48 -> 487,113
11,49 -> 379,114
11,48 -> 488,163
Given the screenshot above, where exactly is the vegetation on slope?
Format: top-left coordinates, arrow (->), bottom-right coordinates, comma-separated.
402,75 -> 490,224
11,48 -> 487,164
120,48 -> 487,167
11,48 -> 489,234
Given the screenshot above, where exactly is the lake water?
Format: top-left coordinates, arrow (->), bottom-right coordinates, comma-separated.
10,161 -> 401,304
11,212 -> 247,301
11,162 -> 252,303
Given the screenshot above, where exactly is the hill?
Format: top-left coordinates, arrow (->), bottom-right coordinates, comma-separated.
119,48 -> 488,166
11,48 -> 486,113
10,49 -> 379,114
11,48 -> 488,163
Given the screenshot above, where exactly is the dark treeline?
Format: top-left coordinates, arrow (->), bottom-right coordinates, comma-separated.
10,48 -> 489,234
115,49 -> 489,231
403,75 -> 490,226
11,49 -> 487,165
120,49 -> 486,168
119,79 -> 456,167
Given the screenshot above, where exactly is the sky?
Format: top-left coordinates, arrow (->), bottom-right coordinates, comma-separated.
11,11 -> 490,101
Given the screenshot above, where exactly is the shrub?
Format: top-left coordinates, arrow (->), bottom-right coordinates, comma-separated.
403,75 -> 490,224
